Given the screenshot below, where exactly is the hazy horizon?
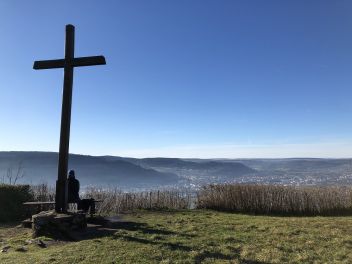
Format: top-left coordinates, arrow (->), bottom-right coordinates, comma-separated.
0,148 -> 351,160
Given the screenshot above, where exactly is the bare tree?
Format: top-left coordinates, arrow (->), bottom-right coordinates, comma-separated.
4,161 -> 25,185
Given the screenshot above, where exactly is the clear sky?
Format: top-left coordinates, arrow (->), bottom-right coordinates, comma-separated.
0,0 -> 351,158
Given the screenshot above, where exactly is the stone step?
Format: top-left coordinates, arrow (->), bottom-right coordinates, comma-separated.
21,218 -> 33,228
32,210 -> 87,239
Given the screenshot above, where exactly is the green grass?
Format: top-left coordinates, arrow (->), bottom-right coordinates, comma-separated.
1,210 -> 352,263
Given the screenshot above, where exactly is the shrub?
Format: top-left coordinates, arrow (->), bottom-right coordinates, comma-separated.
28,183 -> 352,216
84,187 -> 193,214
0,184 -> 33,222
197,184 -> 352,216
30,183 -> 55,202
29,184 -> 194,214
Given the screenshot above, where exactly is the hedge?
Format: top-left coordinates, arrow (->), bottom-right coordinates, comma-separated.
0,184 -> 33,222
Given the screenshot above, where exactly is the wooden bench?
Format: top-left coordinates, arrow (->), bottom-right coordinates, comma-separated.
23,201 -> 55,217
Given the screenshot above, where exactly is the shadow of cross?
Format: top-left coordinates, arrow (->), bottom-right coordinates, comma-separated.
33,24 -> 106,213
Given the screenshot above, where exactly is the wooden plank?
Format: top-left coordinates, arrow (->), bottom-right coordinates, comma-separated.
33,56 -> 106,69
23,201 -> 55,205
56,24 -> 75,213
72,56 -> 106,67
33,59 -> 65,69
23,200 -> 102,205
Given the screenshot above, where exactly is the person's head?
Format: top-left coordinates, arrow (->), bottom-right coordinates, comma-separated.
68,169 -> 75,179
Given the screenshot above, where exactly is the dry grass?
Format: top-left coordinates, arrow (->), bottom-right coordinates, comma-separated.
84,187 -> 194,214
197,184 -> 352,215
29,183 -> 352,216
30,184 -> 55,202
29,185 -> 193,214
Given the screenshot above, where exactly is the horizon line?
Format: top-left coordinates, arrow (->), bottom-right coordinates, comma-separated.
1,150 -> 351,160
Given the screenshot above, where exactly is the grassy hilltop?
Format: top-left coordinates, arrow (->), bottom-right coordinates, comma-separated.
1,210 -> 352,263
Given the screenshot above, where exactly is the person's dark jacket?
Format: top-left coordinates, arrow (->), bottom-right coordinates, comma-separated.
67,177 -> 80,203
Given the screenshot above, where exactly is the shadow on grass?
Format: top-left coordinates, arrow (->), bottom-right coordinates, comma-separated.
113,233 -> 192,251
73,218 -> 194,242
194,251 -> 235,263
104,220 -> 270,263
71,219 -> 193,252
109,221 -> 180,235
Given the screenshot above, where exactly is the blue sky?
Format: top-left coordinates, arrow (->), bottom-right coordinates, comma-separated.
0,0 -> 352,158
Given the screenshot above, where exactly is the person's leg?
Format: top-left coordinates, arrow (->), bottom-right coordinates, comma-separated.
77,199 -> 87,212
82,199 -> 91,212
90,199 -> 96,215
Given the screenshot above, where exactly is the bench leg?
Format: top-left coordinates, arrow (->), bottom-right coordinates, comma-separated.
89,201 -> 96,217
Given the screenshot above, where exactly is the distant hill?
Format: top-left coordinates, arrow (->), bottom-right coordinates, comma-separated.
232,158 -> 352,171
2,152 -> 349,189
0,152 -> 256,189
135,158 -> 255,177
102,156 -> 254,175
101,156 -> 256,186
0,152 -> 180,188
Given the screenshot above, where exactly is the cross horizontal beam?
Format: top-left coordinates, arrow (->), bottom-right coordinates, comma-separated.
33,56 -> 106,70
72,56 -> 106,67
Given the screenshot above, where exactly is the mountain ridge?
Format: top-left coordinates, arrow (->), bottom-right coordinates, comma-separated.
0,151 -> 255,189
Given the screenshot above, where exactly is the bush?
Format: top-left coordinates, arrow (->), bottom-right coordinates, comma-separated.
84,187 -> 193,214
0,184 -> 33,222
29,184 -> 194,214
197,184 -> 352,216
30,183 -> 55,202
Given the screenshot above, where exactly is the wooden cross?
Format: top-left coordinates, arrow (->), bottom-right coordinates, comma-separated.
33,24 -> 106,213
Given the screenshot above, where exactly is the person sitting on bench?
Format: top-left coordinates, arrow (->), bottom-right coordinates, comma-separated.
68,169 -> 80,203
67,169 -> 95,214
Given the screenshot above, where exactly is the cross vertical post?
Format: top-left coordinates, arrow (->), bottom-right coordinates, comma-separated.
56,25 -> 75,213
33,24 -> 106,213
